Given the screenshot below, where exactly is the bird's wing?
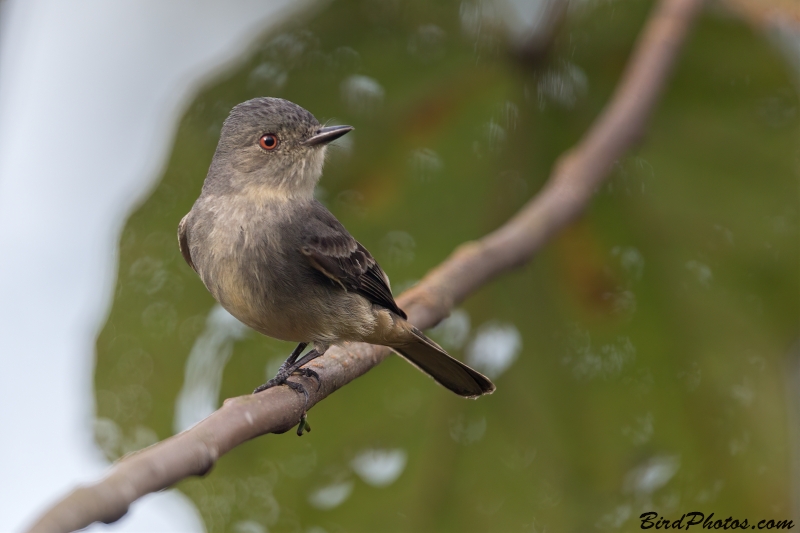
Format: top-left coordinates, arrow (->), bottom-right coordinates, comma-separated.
300,202 -> 407,319
178,214 -> 196,272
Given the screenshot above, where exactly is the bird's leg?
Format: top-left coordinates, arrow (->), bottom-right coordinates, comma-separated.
253,342 -> 307,394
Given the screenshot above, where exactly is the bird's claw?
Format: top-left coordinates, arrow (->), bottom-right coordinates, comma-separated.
284,379 -> 310,405
295,367 -> 321,390
254,344 -> 322,436
253,378 -> 279,394
254,376 -> 310,407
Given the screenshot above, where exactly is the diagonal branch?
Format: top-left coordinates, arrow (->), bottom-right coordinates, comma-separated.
25,0 -> 704,530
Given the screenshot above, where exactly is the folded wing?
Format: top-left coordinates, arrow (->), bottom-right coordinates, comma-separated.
300,201 -> 407,319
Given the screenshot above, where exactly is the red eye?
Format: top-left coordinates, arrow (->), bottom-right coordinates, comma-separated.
259,134 -> 278,151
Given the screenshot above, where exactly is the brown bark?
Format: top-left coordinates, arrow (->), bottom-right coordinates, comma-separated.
24,0 -> 704,530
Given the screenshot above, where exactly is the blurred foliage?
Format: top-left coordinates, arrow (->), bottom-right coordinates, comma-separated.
94,0 -> 799,531
721,0 -> 800,29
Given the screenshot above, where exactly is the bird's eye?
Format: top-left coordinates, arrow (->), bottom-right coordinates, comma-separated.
259,134 -> 279,151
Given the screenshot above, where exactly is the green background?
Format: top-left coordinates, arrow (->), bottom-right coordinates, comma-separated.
94,0 -> 800,531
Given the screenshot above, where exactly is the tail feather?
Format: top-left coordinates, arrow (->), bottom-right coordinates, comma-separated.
393,326 -> 495,398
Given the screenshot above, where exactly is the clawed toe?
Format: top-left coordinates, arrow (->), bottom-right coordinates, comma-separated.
253,344 -> 325,436
284,379 -> 310,404
253,378 -> 279,394
254,376 -> 309,402
295,367 -> 321,390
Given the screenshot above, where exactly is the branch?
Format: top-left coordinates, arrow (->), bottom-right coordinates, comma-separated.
25,0 -> 704,530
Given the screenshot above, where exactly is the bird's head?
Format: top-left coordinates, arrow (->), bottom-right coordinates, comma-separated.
207,97 -> 352,199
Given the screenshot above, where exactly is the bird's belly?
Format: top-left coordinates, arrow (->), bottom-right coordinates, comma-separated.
205,257 -> 375,344
221,300 -> 314,344
206,262 -> 306,341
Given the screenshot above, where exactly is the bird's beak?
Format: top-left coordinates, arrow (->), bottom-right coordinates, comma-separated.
303,125 -> 354,146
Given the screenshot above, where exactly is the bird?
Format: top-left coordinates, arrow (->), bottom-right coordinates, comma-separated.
178,97 -> 495,404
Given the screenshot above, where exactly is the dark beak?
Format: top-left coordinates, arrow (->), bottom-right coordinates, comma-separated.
303,125 -> 354,146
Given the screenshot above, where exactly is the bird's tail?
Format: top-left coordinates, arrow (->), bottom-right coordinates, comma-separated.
392,324 -> 495,398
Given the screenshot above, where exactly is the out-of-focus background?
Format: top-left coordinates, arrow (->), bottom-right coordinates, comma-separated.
1,0 -> 798,531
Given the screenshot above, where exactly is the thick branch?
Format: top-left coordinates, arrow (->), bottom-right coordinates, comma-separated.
25,0 -> 703,531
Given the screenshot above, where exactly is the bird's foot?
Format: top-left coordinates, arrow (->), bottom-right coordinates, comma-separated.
253,358 -> 293,394
253,373 -> 310,405
295,367 -> 321,391
254,347 -> 325,436
253,350 -> 322,399
285,379 -> 311,404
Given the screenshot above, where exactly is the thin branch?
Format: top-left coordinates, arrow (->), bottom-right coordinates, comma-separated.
25,0 -> 704,530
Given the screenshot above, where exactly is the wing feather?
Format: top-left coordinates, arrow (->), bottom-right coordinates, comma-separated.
300,202 -> 406,319
178,214 -> 196,272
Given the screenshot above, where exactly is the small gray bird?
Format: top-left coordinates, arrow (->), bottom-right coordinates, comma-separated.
178,97 -> 495,400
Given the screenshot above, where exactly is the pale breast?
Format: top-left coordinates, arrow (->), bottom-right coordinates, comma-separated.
188,194 -> 379,344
